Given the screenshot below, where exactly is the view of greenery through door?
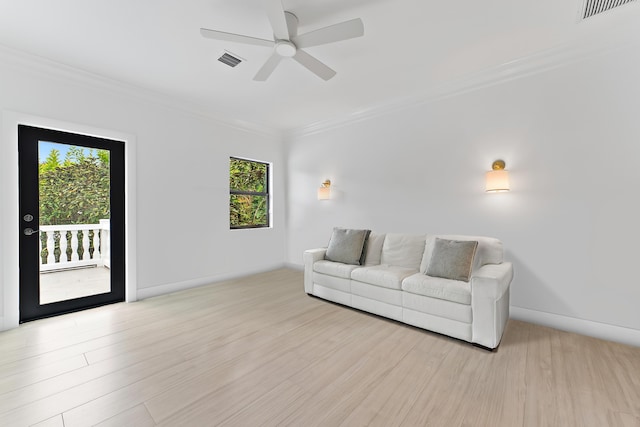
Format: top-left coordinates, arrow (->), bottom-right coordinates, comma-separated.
40,145 -> 110,226
39,144 -> 110,263
38,142 -> 111,304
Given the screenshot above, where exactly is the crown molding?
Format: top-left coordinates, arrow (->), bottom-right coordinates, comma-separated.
3,15 -> 639,142
0,44 -> 282,139
287,22 -> 640,139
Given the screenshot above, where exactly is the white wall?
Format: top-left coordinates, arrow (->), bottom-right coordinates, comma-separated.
286,45 -> 640,346
0,48 -> 286,329
1,40 -> 639,347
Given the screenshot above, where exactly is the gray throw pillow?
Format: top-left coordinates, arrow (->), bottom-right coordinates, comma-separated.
325,228 -> 371,265
426,238 -> 478,282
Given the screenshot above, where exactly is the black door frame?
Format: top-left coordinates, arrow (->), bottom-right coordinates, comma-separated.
18,125 -> 126,322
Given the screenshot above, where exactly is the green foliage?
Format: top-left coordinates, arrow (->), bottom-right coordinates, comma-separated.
230,158 -> 266,192
64,146 -> 86,165
229,158 -> 269,228
97,149 -> 110,165
40,149 -> 61,173
39,148 -> 110,225
230,194 -> 268,227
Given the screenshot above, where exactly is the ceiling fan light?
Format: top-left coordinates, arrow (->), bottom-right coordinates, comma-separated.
275,41 -> 297,57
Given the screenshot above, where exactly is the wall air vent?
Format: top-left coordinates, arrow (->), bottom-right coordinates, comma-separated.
218,52 -> 242,67
582,0 -> 637,19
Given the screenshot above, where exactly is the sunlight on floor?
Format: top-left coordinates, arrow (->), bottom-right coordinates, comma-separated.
39,266 -> 110,304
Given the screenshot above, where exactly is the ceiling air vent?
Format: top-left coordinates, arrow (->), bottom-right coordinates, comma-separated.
218,52 -> 242,67
582,0 -> 637,19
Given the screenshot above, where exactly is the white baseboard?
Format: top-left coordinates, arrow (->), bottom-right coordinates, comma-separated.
136,263 -> 288,300
510,306 -> 640,348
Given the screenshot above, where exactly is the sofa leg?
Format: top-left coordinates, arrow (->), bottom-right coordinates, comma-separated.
472,343 -> 496,352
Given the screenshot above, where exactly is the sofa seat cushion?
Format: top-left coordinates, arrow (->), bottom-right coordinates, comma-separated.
401,273 -> 471,305
351,265 -> 418,290
313,260 -> 359,279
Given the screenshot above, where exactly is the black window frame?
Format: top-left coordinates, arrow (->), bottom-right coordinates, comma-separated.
229,156 -> 270,230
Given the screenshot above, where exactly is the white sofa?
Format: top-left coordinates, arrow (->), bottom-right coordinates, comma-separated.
303,232 -> 513,349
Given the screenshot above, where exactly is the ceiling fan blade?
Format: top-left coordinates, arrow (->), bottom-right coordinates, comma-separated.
253,52 -> 283,81
200,28 -> 273,47
265,0 -> 289,40
293,49 -> 336,81
294,18 -> 364,48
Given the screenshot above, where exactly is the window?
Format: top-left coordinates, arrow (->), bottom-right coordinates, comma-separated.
229,157 -> 270,229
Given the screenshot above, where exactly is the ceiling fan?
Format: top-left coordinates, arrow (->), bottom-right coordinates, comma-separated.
200,0 -> 364,81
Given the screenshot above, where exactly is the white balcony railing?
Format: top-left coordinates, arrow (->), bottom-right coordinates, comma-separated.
39,219 -> 110,272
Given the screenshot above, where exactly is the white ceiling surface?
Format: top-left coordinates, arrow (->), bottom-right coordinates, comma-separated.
1,0 -> 639,131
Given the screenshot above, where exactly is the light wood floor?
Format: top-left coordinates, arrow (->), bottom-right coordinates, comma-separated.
1,269 -> 639,427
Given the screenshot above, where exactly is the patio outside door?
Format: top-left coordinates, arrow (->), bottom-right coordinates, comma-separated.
18,125 -> 125,322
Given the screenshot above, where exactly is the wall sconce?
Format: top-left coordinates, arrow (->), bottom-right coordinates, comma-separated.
485,160 -> 510,192
317,179 -> 331,200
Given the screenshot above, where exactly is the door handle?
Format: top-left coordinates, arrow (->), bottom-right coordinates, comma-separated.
24,228 -> 39,236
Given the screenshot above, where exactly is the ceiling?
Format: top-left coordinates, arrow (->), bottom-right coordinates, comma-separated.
1,0 -> 639,132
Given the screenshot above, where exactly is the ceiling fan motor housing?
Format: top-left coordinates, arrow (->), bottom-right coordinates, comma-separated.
275,40 -> 297,57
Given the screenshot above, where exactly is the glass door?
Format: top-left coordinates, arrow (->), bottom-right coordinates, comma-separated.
18,125 -> 125,322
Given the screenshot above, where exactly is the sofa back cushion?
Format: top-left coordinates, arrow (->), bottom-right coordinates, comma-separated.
420,235 -> 503,274
363,233 -> 386,266
380,233 -> 426,269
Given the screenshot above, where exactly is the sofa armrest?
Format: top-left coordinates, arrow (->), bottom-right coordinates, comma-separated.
470,262 -> 513,349
303,248 -> 327,294
471,262 -> 513,300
